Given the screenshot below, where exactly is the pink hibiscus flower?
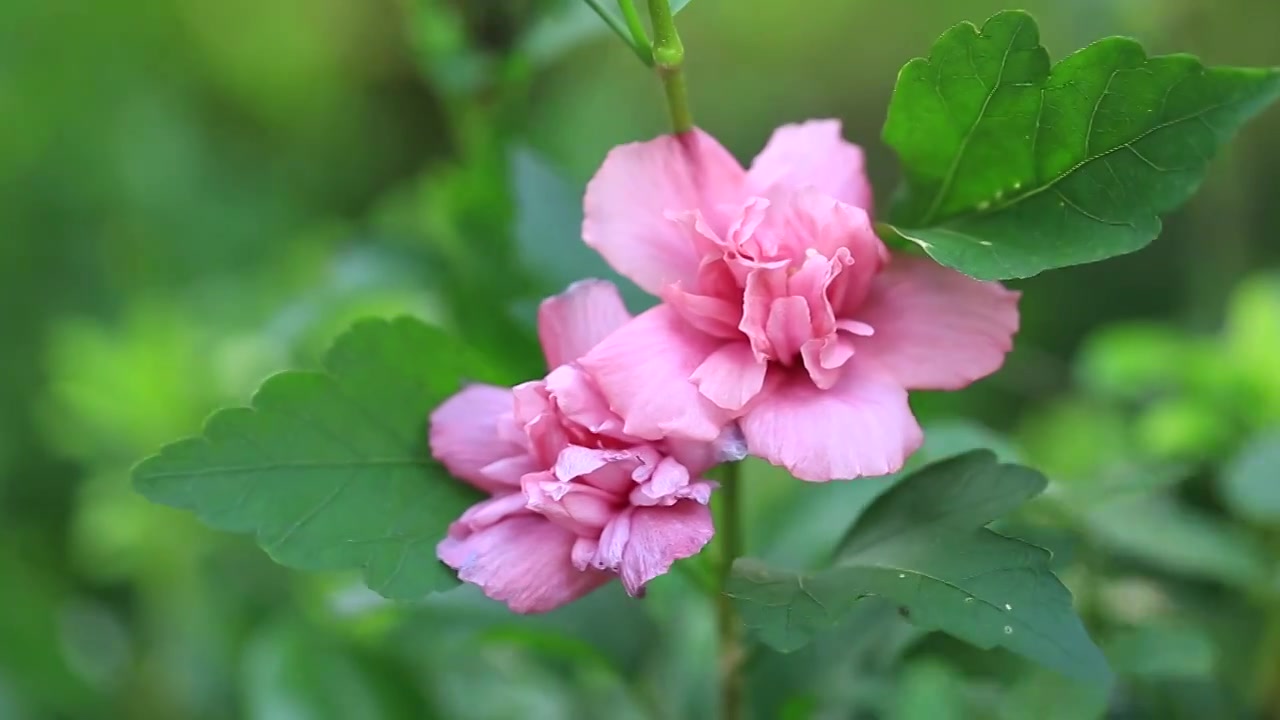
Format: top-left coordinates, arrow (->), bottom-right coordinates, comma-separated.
578,120 -> 1020,481
430,280 -> 741,613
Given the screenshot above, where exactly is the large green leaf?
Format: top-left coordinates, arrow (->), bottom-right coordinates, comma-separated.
728,451 -> 1110,683
882,10 -> 1280,280
133,317 -> 488,599
749,419 -> 1020,568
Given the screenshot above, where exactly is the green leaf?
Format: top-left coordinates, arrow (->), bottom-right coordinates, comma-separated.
882,10 -> 1280,280
728,451 -> 1110,683
1221,430 -> 1280,523
749,419 -> 1020,568
133,317 -> 488,599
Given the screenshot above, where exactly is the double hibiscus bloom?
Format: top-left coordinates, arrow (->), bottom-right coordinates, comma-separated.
430,121 -> 1020,612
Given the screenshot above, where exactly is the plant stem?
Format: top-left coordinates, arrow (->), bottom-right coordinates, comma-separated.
716,461 -> 744,720
583,0 -> 652,65
646,0 -> 694,133
616,0 -> 653,64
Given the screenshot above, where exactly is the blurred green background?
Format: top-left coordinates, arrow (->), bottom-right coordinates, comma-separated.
3,0 -> 1280,718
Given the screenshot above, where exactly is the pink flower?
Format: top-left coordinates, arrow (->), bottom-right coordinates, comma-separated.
578,120 -> 1020,481
430,280 -> 740,613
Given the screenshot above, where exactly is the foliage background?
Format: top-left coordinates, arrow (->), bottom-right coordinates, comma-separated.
2,0 -> 1279,717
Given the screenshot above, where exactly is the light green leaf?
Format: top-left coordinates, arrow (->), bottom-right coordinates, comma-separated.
1221,430 -> 1280,523
882,10 -> 1280,280
728,451 -> 1110,683
133,317 -> 488,599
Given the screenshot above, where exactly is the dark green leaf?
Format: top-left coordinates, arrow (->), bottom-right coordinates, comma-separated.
882,10 -> 1280,279
745,600 -> 909,719
133,317 -> 488,599
750,420 -> 1020,567
1220,430 -> 1280,523
729,451 -> 1110,683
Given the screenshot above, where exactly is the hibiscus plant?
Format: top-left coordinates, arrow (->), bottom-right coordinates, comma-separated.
131,1 -> 1279,717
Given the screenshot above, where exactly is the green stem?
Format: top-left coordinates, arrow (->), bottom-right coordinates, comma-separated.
716,461 -> 744,720
582,0 -> 652,65
646,0 -> 694,133
616,0 -> 653,64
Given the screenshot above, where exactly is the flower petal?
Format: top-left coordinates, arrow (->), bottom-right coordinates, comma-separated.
438,514 -> 609,613
746,119 -> 874,211
856,256 -> 1020,390
618,501 -> 715,596
769,191 -> 884,310
690,341 -> 768,411
584,129 -> 746,295
538,279 -> 633,369
740,360 -> 922,481
661,283 -> 742,339
800,335 -> 855,390
523,471 -> 617,534
429,384 -> 533,493
543,365 -> 627,440
630,455 -> 692,506
663,423 -> 747,476
513,380 -> 569,469
579,305 -> 733,442
765,296 -> 811,365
